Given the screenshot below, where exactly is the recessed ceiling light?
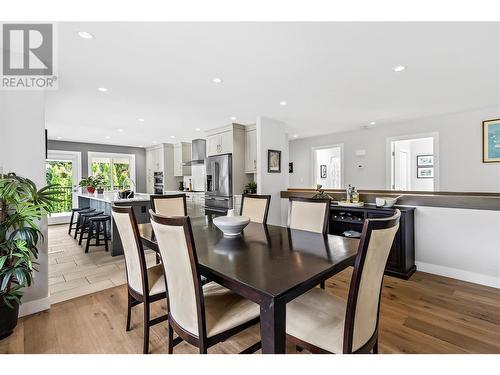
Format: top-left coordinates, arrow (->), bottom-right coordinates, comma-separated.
56,136 -> 63,140
117,128 -> 124,132
393,65 -> 407,72
105,135 -> 111,139
195,127 -> 201,131
280,101 -> 287,106
170,135 -> 175,139
139,145 -> 144,148
369,121 -> 376,125
212,78 -> 223,84
98,87 -> 108,92
293,134 -> 298,138
138,118 -> 145,122
231,116 -> 237,121
78,31 -> 94,39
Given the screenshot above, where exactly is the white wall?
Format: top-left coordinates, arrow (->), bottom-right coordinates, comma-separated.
289,106 -> 500,192
256,116 -> 289,226
0,91 -> 50,316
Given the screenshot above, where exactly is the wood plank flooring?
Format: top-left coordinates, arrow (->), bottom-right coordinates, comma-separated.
48,224 -> 157,304
2,267 -> 500,354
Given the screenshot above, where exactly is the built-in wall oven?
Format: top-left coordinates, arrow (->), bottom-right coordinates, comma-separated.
153,171 -> 163,194
205,154 -> 232,216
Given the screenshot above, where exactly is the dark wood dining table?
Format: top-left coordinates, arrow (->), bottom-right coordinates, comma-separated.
138,217 -> 359,354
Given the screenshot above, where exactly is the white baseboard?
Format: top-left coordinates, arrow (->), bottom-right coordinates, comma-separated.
18,296 -> 51,317
416,261 -> 500,289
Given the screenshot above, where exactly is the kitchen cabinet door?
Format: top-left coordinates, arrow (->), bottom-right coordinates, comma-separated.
245,129 -> 257,173
207,134 -> 220,156
219,130 -> 233,154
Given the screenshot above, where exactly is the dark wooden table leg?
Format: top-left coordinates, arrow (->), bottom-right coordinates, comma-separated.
260,296 -> 286,354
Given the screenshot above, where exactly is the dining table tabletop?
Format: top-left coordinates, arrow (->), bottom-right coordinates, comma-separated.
138,217 -> 359,354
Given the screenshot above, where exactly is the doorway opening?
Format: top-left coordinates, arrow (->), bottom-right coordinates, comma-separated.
312,145 -> 343,189
389,136 -> 436,191
46,150 -> 81,225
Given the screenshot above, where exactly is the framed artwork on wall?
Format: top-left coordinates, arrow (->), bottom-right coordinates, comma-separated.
483,119 -> 500,163
417,167 -> 434,178
320,164 -> 327,178
267,149 -> 281,173
417,154 -> 433,167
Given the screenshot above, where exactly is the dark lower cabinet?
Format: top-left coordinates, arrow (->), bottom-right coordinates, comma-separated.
329,205 -> 416,279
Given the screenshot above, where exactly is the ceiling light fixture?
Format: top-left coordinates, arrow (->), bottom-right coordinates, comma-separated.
78,31 -> 94,39
97,87 -> 108,92
293,134 -> 298,138
231,116 -> 237,121
212,77 -> 223,84
195,127 -> 201,131
280,101 -> 287,106
117,129 -> 124,132
170,135 -> 175,139
369,121 -> 376,125
393,65 -> 407,72
138,118 -> 145,122
105,135 -> 111,139
56,136 -> 63,140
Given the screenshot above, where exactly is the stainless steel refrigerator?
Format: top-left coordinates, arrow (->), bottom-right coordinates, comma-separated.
205,154 -> 232,215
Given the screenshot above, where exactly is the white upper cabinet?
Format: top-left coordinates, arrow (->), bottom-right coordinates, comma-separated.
206,128 -> 233,156
173,142 -> 192,176
244,126 -> 257,173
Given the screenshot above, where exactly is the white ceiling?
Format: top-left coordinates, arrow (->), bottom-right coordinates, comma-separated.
46,22 -> 500,147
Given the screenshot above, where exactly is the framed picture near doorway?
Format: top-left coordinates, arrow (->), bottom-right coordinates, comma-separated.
267,149 -> 281,173
417,167 -> 434,178
417,154 -> 434,167
483,119 -> 500,163
320,164 -> 327,178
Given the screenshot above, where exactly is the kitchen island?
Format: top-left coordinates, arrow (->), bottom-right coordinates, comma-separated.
77,192 -> 152,256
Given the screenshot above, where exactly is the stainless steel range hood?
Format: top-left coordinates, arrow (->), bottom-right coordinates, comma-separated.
183,138 -> 206,166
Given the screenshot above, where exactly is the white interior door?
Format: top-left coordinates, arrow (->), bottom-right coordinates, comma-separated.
394,149 -> 410,190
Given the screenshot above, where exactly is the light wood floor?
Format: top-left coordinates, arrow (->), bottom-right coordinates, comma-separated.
2,267 -> 500,354
48,224 -> 157,304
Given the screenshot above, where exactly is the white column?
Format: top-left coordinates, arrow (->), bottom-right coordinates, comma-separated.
256,116 -> 289,226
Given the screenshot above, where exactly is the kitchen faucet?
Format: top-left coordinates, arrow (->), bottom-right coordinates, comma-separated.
122,178 -> 136,198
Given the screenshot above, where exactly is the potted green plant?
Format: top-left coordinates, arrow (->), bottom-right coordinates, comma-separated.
79,175 -> 104,194
93,174 -> 106,194
0,173 -> 60,339
244,181 -> 257,194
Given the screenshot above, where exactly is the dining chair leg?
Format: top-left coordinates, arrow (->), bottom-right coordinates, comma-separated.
199,344 -> 207,354
143,301 -> 150,354
296,345 -> 303,352
320,281 -> 325,289
168,323 -> 174,354
373,338 -> 379,354
126,292 -> 133,332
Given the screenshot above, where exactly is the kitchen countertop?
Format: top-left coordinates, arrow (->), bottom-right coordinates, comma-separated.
77,191 -> 151,203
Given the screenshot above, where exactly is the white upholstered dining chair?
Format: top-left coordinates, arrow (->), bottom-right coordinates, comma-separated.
111,205 -> 167,354
286,210 -> 401,354
240,194 -> 271,224
149,210 -> 261,354
150,194 -> 187,216
288,197 -> 330,234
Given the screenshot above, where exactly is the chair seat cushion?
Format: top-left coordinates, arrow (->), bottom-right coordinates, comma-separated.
129,264 -> 166,296
286,287 -> 347,353
202,282 -> 260,338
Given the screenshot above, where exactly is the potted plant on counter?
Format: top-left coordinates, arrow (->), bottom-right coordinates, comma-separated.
79,175 -> 105,194
93,174 -> 106,194
244,181 -> 257,194
0,173 -> 60,339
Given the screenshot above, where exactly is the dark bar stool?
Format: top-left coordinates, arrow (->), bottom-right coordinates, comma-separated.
85,215 -> 111,253
78,211 -> 104,245
73,208 -> 97,239
68,207 -> 90,235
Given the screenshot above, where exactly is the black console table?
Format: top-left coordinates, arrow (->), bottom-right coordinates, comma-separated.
329,204 -> 416,279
